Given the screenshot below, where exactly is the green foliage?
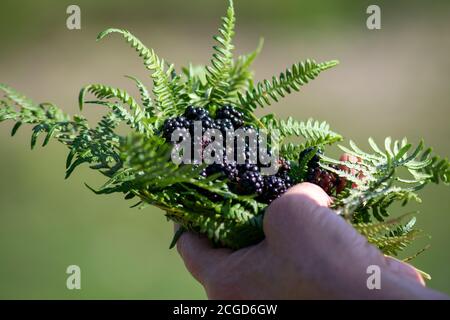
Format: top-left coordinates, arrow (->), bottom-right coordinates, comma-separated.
97,28 -> 185,117
0,0 -> 448,261
238,59 -> 339,111
205,0 -> 236,104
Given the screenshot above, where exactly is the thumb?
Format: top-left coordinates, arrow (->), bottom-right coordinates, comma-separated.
263,182 -> 336,243
385,256 -> 426,286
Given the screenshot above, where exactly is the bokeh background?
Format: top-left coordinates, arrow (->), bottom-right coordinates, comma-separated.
0,0 -> 449,299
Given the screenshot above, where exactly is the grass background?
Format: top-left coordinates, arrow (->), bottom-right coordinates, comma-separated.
0,0 -> 449,298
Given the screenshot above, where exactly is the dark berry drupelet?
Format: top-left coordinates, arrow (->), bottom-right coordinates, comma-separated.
214,118 -> 234,135
184,106 -> 209,120
189,115 -> 215,134
236,171 -> 264,195
260,175 -> 288,203
162,116 -> 190,140
203,161 -> 238,181
216,105 -> 244,128
237,162 -> 259,175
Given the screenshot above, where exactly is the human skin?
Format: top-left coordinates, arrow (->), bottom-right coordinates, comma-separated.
176,183 -> 449,299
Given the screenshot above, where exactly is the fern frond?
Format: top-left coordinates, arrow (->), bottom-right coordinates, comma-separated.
79,84 -> 141,112
65,113 -> 121,178
125,75 -> 153,115
261,116 -> 342,161
369,228 -> 421,256
0,83 -> 35,110
327,138 -> 446,224
205,0 -> 236,104
238,59 -> 338,111
97,28 -> 184,116
227,38 -> 264,95
0,85 -> 89,148
354,213 -> 416,237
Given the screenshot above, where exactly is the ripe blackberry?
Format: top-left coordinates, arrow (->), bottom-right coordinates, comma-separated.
189,115 -> 215,134
237,162 -> 258,175
298,147 -> 322,168
306,166 -> 338,195
214,118 -> 234,135
191,135 -> 213,163
203,161 -> 238,181
237,171 -> 264,195
216,105 -> 244,128
184,106 -> 209,120
162,116 -> 190,140
260,175 -> 288,203
283,175 -> 293,188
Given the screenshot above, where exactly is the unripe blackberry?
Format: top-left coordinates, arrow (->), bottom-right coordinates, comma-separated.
162,116 -> 190,140
306,166 -> 338,195
216,105 -> 244,128
237,171 -> 264,195
260,175 -> 288,203
184,106 -> 209,120
277,157 -> 291,175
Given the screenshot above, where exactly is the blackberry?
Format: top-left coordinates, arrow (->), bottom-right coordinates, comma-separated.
214,118 -> 234,135
306,166 -> 338,195
237,162 -> 258,175
184,106 -> 209,120
216,105 -> 244,128
191,135 -> 213,163
260,175 -> 288,203
283,175 -> 293,188
298,147 -> 322,168
277,157 -> 291,175
189,115 -> 215,134
162,116 -> 190,140
236,171 -> 264,195
203,161 -> 238,181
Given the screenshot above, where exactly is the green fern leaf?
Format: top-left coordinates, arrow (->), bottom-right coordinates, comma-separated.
205,0 -> 236,104
238,59 -> 338,110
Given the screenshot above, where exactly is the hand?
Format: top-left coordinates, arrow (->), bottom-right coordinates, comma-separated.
176,183 -> 448,299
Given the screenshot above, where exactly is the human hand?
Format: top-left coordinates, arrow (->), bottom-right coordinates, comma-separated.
176,182 -> 448,299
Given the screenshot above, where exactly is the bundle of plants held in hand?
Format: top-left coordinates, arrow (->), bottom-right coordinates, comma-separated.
1,1 -> 449,273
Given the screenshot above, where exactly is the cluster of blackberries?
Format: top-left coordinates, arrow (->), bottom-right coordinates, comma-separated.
161,105 -> 293,203
299,147 -> 343,195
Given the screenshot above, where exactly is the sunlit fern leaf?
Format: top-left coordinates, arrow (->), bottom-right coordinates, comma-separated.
263,117 -> 342,161
327,138 -> 446,224
227,38 -> 264,95
238,59 -> 339,111
354,212 -> 416,237
97,28 -> 184,116
205,0 -> 236,104
0,83 -> 35,109
369,227 -> 422,256
79,83 -> 142,112
125,75 -> 153,115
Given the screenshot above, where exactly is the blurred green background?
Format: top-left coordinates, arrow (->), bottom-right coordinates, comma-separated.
0,0 -> 449,299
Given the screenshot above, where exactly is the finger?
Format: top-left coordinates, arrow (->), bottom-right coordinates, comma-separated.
263,182 -> 332,239
385,256 -> 425,286
175,225 -> 232,284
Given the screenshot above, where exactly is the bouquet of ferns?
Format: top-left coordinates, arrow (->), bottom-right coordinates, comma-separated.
1,1 -> 449,270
